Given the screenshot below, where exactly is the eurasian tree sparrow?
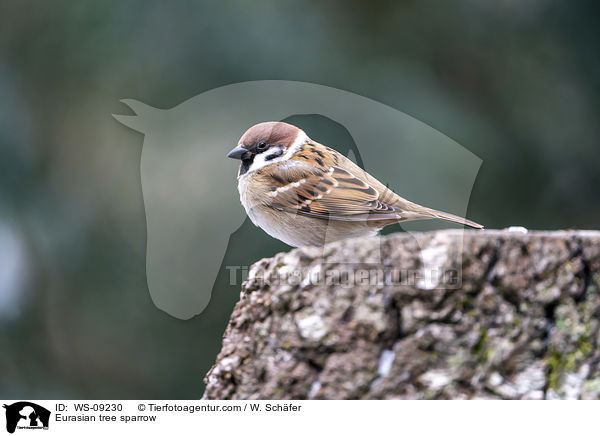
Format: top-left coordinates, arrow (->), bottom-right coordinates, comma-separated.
227,121 -> 483,247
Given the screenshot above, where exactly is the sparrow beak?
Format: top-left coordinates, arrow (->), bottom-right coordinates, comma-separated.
227,146 -> 247,160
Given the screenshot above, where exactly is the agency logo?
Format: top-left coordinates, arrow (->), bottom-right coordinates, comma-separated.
3,402 -> 50,434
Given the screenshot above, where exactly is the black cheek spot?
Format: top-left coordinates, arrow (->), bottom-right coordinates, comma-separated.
264,148 -> 284,161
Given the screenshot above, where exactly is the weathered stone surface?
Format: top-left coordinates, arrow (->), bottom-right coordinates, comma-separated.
203,230 -> 600,399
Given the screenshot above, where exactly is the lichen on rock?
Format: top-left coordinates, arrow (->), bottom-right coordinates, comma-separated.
203,230 -> 600,399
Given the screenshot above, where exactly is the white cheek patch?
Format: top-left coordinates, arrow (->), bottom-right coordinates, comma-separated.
244,131 -> 309,175
246,149 -> 278,173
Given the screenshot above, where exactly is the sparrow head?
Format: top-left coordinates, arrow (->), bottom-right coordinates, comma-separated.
227,122 -> 308,176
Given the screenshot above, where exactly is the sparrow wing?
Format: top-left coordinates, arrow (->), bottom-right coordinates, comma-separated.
269,166 -> 405,222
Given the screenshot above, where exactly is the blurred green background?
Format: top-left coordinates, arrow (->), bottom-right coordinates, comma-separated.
0,0 -> 598,398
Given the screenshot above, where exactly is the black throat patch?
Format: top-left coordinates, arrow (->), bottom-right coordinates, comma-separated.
239,156 -> 253,176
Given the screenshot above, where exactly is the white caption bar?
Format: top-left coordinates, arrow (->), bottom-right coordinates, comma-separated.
1,400 -> 595,436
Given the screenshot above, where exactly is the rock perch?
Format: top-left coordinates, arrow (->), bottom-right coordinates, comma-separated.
203,230 -> 600,399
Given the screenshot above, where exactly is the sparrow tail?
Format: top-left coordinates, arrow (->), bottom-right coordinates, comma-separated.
426,209 -> 484,229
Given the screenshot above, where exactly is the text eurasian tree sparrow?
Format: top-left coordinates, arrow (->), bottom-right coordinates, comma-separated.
227,121 -> 483,247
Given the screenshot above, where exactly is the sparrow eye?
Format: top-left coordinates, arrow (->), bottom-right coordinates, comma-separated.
256,141 -> 268,152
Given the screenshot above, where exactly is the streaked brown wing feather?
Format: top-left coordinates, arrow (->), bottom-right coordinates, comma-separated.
257,140 -> 483,228
269,166 -> 403,222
